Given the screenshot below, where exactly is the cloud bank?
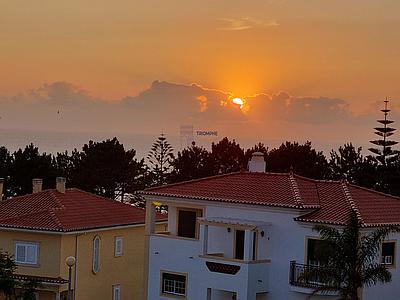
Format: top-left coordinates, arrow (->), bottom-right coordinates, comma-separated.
0,80 -> 398,155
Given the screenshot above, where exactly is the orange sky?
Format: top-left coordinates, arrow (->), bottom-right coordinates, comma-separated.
1,0 -> 400,112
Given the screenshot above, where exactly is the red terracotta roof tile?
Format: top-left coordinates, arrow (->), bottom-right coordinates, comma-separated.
142,171 -> 400,227
0,189 -> 166,232
143,172 -> 320,209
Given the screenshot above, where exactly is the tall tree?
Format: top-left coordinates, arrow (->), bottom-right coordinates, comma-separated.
210,137 -> 245,174
52,150 -> 81,184
0,147 -> 11,198
328,143 -> 377,188
266,141 -> 328,179
369,99 -> 399,166
368,100 -> 399,192
171,143 -> 213,182
9,144 -> 55,196
71,138 -> 145,199
303,212 -> 398,300
147,133 -> 175,185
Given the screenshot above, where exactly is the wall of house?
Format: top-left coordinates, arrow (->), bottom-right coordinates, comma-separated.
59,224 -> 165,300
148,201 -> 313,300
147,199 -> 342,300
0,230 -> 62,278
207,226 -> 234,258
0,223 -> 165,300
362,232 -> 400,299
148,198 -> 400,300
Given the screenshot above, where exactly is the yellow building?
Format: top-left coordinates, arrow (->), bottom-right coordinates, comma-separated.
0,177 -> 166,300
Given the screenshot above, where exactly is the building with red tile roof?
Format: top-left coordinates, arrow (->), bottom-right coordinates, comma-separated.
0,178 -> 166,300
142,153 -> 400,300
143,171 -> 400,227
0,188 -> 164,232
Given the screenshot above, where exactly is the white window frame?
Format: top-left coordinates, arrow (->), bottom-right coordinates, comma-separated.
14,241 -> 39,266
114,236 -> 123,257
112,284 -> 121,300
92,236 -> 101,274
381,241 -> 396,267
161,271 -> 187,297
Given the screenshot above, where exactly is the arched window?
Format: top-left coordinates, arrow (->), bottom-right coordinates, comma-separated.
92,236 -> 100,274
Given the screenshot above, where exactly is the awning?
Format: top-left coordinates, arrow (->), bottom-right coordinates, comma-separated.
198,217 -> 270,230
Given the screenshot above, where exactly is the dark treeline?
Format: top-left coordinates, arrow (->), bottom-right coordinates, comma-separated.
1,136 -> 400,201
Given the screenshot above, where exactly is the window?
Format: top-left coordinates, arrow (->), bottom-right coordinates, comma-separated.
15,242 -> 39,265
234,230 -> 245,260
161,272 -> 187,297
307,238 -> 329,266
92,236 -> 100,273
381,241 -> 396,266
114,237 -> 123,257
112,285 -> 121,300
177,209 -> 202,239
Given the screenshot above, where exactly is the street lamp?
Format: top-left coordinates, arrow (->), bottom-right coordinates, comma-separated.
65,256 -> 76,300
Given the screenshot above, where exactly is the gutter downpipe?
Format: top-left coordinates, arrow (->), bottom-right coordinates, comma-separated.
74,233 -> 82,300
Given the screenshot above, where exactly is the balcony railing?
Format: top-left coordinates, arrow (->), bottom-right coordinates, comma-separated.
289,261 -> 328,289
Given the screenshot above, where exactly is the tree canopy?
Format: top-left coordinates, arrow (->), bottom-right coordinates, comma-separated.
2,136 -> 400,200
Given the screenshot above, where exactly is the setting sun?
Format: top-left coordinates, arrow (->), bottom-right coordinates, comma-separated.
232,97 -> 244,109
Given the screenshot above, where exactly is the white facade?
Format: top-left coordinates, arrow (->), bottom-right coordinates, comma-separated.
144,197 -> 400,300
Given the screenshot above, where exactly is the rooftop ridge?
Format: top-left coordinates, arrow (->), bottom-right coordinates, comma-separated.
341,180 -> 363,225
292,173 -> 341,184
69,188 -> 136,207
347,182 -> 400,201
289,173 -> 303,207
142,171 -> 292,193
48,208 -> 63,228
48,190 -> 66,210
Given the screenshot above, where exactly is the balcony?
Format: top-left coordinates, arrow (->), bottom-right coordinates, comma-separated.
200,254 -> 270,295
289,261 -> 329,289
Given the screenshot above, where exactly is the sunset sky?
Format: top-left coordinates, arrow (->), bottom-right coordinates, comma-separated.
1,0 -> 400,156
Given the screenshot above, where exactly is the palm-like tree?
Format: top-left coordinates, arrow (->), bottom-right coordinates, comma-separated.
303,211 -> 399,300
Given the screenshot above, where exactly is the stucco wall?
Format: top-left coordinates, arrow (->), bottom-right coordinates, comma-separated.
0,223 -> 165,300
147,198 -> 400,300
0,230 -> 61,278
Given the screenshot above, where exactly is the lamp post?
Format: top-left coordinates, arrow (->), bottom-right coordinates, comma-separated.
65,256 -> 76,300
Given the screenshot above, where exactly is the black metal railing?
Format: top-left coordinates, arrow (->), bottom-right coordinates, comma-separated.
289,261 -> 328,289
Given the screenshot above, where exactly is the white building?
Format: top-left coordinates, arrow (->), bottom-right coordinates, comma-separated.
142,153 -> 400,300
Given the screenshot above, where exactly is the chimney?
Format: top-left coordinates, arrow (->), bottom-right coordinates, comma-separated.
32,178 -> 43,193
56,177 -> 66,193
0,178 -> 4,200
248,152 -> 266,172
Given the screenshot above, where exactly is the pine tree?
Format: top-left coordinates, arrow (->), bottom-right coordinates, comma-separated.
147,133 -> 175,185
369,100 -> 399,191
369,99 -> 399,166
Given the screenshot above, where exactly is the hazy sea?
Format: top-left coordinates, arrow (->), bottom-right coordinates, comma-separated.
0,128 -> 173,159
0,128 -> 358,159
